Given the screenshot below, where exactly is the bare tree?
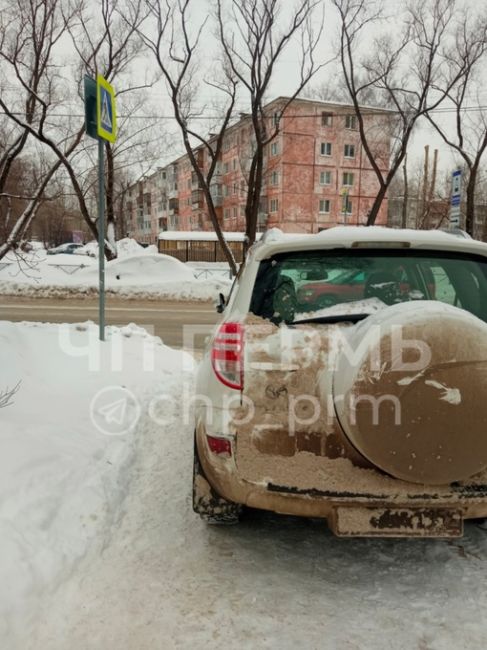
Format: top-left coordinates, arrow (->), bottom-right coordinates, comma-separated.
425,11 -> 487,236
216,0 -> 326,246
0,0 -> 74,257
138,0 -> 326,273
401,153 -> 408,228
0,0 -> 152,260
332,0 -> 466,226
137,0 -> 240,274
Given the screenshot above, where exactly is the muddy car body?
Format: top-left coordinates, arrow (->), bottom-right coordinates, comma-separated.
193,227 -> 487,537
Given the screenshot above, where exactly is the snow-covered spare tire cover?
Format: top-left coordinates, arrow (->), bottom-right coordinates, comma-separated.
333,301 -> 487,485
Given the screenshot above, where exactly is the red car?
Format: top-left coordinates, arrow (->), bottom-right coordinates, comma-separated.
297,267 -> 436,309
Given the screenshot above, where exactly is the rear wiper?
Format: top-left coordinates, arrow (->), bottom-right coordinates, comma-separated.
291,313 -> 372,325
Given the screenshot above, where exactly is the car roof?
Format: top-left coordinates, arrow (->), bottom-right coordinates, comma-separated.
252,226 -> 487,261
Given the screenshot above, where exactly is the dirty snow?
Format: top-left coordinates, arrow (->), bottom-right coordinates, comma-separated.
26,378 -> 487,650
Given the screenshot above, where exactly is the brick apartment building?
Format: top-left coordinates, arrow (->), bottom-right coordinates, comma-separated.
125,97 -> 390,244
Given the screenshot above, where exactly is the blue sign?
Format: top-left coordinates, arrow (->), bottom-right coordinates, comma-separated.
450,169 -> 462,227
100,88 -> 113,132
96,75 -> 117,143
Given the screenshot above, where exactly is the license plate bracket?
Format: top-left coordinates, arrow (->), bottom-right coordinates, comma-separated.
332,506 -> 463,538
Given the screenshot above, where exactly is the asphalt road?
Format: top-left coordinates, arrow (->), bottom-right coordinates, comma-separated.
0,296 -> 220,349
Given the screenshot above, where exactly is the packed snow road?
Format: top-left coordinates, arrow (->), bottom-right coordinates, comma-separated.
2,321 -> 487,649
30,419 -> 487,648
0,297 -> 219,348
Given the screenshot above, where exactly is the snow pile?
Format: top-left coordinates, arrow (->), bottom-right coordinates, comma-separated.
78,253 -> 196,286
116,237 -> 145,258
294,297 -> 386,321
76,238 -> 159,259
0,320 -> 194,647
0,250 -> 232,301
74,241 -> 98,257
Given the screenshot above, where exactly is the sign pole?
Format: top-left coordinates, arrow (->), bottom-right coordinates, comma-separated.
84,73 -> 116,342
98,138 -> 105,342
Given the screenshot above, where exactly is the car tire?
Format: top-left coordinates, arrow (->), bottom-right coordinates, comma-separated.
193,437 -> 241,525
318,295 -> 337,308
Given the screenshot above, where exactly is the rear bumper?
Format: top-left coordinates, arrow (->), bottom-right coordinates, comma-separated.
196,429 -> 487,535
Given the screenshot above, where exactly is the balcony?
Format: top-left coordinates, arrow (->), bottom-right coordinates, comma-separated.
168,198 -> 179,215
210,182 -> 223,207
191,171 -> 203,189
191,189 -> 204,209
257,212 -> 268,232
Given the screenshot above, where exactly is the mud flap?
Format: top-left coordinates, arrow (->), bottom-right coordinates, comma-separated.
331,506 -> 464,538
192,437 -> 241,524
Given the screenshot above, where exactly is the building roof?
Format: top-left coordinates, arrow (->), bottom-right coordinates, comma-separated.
269,95 -> 396,115
158,230 -> 263,242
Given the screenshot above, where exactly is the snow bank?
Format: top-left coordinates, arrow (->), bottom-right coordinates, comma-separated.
0,320 -> 194,646
77,253 -> 195,286
0,251 -> 232,301
76,238 -> 158,259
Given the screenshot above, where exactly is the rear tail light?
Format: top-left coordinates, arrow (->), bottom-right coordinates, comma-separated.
211,322 -> 244,390
206,435 -> 232,456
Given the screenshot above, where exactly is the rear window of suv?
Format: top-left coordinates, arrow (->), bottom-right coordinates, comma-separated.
249,249 -> 487,324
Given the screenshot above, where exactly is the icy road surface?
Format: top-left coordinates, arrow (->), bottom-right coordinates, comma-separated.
30,403 -> 487,649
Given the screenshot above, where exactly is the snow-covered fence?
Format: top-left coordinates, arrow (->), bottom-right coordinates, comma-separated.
193,268 -> 232,280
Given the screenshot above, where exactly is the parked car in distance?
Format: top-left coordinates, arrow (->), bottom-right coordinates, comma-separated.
194,226 -> 487,538
297,266 -> 437,309
47,243 -> 84,255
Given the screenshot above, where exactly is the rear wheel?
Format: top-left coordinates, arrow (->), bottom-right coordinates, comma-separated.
192,437 -> 241,525
318,295 -> 337,308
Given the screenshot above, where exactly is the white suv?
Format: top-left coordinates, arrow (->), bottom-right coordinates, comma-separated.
194,227 -> 487,538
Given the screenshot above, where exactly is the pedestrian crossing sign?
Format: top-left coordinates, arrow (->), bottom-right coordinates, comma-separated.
96,75 -> 117,143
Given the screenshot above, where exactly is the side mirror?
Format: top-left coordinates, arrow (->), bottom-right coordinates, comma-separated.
216,292 -> 226,313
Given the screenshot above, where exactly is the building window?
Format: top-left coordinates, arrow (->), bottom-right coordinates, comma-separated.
344,144 -> 356,158
319,199 -> 331,214
345,115 -> 357,129
320,171 -> 332,185
270,198 -> 279,212
342,196 -> 353,215
273,111 -> 280,126
233,183 -> 238,195
223,162 -> 229,174
233,158 -> 237,170
233,207 -> 237,218
320,142 -> 332,156
270,141 -> 279,156
271,171 -> 279,186
322,112 -> 333,127
224,208 -> 230,219
224,185 -> 229,196
342,172 -> 354,187
240,205 -> 246,216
